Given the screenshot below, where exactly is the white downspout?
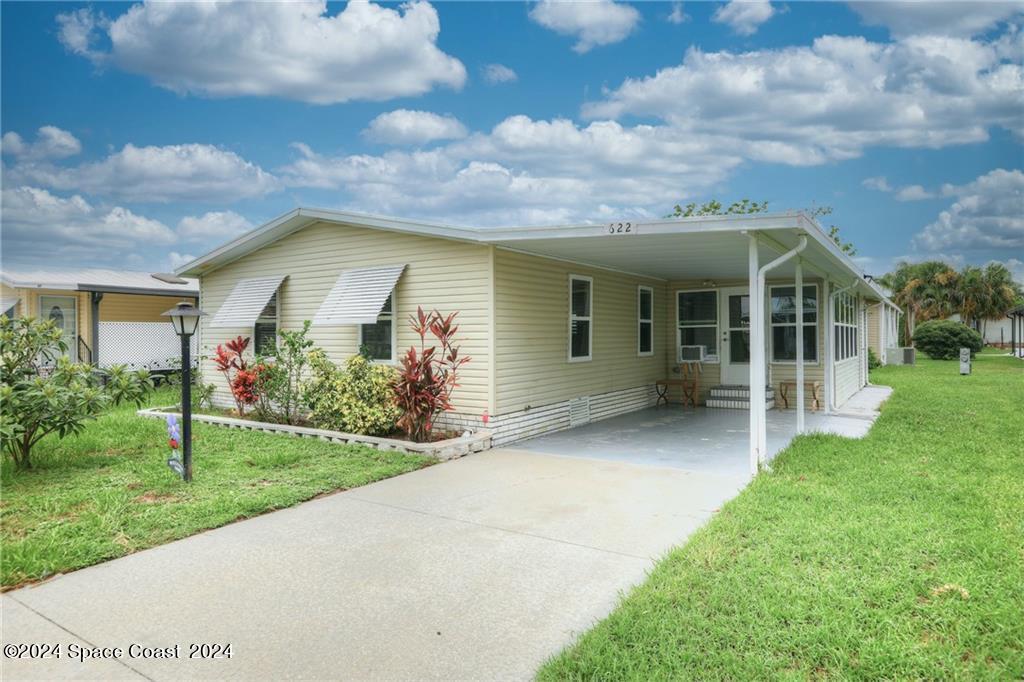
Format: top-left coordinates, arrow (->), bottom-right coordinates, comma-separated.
795,259 -> 805,434
751,234 -> 807,472
748,235 -> 760,477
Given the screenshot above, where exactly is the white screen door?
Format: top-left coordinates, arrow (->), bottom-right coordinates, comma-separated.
40,296 -> 77,362
719,287 -> 750,385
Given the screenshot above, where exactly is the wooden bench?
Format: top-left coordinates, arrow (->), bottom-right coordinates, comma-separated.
656,363 -> 701,408
778,380 -> 822,411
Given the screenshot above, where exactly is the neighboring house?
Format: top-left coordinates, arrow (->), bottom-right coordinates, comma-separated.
950,312 -> 1019,347
177,208 -> 895,454
866,297 -> 902,364
0,268 -> 198,370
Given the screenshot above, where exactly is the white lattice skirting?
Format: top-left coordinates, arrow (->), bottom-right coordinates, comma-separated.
98,322 -> 196,371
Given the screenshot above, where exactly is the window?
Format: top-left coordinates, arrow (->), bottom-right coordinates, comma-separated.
254,292 -> 278,356
833,291 -> 858,362
569,275 -> 592,361
677,290 -> 718,362
360,293 -> 395,362
638,286 -> 654,356
771,285 -> 818,362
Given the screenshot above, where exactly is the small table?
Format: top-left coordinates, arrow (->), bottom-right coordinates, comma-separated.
778,380 -> 822,411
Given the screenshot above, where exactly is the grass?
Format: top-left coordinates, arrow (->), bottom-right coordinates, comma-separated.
0,387 -> 433,589
540,354 -> 1024,680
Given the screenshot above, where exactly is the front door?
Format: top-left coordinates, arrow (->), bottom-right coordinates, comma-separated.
719,287 -> 750,385
40,295 -> 77,362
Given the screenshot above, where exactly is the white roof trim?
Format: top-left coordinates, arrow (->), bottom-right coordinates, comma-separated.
209,275 -> 286,329
313,265 -> 405,326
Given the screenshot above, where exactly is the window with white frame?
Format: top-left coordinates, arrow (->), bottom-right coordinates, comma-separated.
833,291 -> 858,361
677,290 -> 718,362
569,275 -> 592,361
638,286 -> 654,356
360,293 -> 395,362
254,292 -> 278,356
771,285 -> 818,362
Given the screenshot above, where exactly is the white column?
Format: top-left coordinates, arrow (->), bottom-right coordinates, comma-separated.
748,234 -> 760,476
823,279 -> 832,414
795,260 -> 805,434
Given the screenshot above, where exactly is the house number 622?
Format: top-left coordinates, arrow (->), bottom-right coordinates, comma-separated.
607,222 -> 634,234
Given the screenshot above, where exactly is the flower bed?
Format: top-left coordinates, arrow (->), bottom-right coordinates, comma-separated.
137,407 -> 491,460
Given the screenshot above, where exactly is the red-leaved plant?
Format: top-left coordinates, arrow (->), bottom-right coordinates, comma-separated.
394,308 -> 470,443
213,336 -> 259,416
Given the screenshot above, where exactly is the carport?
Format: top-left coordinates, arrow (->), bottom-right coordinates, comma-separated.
510,385 -> 893,476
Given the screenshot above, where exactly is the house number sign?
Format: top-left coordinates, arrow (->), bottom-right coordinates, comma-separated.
607,222 -> 637,235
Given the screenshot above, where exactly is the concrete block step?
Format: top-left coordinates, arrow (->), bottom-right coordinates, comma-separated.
709,385 -> 775,400
706,398 -> 776,410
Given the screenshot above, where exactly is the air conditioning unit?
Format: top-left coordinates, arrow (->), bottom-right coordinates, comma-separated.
678,345 -> 706,363
902,347 -> 916,365
885,347 -> 916,365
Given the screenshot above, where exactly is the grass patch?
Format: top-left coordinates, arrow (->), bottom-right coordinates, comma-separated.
540,354 -> 1024,679
0,388 -> 433,589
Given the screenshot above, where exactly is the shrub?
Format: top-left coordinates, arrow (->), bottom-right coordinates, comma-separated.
305,350 -> 399,436
912,320 -> 983,360
0,316 -> 153,469
867,348 -> 881,370
252,321 -> 314,425
394,308 -> 470,443
213,336 -> 258,416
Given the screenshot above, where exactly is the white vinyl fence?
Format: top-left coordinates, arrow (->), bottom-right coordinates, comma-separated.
97,322 -> 197,371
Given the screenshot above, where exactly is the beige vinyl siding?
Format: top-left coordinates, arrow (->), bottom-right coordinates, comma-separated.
666,278 -> 827,409
198,221 -> 491,414
493,249 -> 667,415
19,288 -> 90,357
99,293 -> 196,322
2,284 -> 22,316
867,302 -> 882,357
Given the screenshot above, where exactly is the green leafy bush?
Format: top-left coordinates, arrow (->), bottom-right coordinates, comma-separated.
0,316 -> 153,469
867,348 -> 881,370
252,321 -> 315,425
912,320 -> 983,360
305,350 -> 398,436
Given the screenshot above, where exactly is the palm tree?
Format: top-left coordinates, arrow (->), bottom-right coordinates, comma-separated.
977,263 -> 1022,337
880,261 -> 960,345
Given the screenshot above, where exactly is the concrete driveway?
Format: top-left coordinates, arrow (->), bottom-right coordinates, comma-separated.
2,449 -> 745,681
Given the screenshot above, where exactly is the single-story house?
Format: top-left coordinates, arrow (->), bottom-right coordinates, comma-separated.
176,208 -> 896,471
867,296 -> 903,364
951,311 -> 1023,349
1,268 -> 198,370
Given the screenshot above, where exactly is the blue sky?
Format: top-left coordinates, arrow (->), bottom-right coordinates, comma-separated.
1,1 -> 1021,280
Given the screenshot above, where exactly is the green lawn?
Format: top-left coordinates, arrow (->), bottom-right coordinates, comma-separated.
0,388 -> 433,589
541,354 -> 1024,680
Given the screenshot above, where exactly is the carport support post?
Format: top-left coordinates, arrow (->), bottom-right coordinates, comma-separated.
747,234 -> 761,476
90,291 -> 103,366
796,260 -> 805,434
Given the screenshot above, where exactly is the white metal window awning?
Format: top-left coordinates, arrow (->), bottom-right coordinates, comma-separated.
209,275 -> 286,328
1,297 -> 19,314
314,264 -> 405,325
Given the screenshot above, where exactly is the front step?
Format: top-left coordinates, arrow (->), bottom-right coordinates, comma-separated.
706,385 -> 775,410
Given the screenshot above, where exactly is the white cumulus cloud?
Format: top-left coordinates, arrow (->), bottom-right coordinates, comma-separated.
56,1 -> 466,104
895,184 -> 935,201
913,168 -> 1024,251
851,1 -> 1023,38
1,126 -> 82,160
363,110 -> 468,145
712,0 -> 776,36
177,211 -> 254,242
862,176 -> 893,192
529,0 -> 641,53
1,186 -> 176,266
7,142 -> 279,203
482,63 -> 518,84
584,33 -> 1024,163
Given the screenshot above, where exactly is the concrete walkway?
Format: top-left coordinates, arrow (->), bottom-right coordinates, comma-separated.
2,450 -> 745,681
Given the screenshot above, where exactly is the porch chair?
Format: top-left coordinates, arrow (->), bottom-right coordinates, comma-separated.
656,362 -> 701,408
